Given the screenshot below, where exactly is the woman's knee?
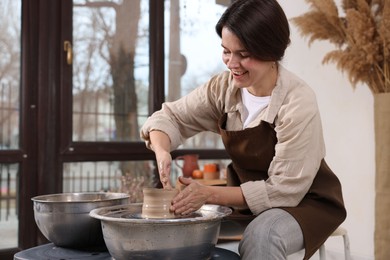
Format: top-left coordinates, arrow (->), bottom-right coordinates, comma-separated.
241,209 -> 287,247
239,209 -> 304,259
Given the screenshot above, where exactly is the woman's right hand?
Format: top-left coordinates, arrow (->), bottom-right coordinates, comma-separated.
155,150 -> 173,189
149,130 -> 173,189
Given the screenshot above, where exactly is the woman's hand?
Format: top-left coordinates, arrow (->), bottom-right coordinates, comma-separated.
170,176 -> 211,215
149,130 -> 173,189
156,151 -> 173,189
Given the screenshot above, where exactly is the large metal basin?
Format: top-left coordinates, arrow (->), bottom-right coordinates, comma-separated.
90,203 -> 232,260
32,192 -> 129,248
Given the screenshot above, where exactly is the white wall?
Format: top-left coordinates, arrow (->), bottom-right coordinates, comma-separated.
278,1 -> 375,259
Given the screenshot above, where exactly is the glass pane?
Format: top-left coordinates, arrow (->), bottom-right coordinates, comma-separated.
72,0 -> 149,142
165,0 -> 228,149
0,163 -> 19,249
0,0 -> 21,150
63,161 -> 157,202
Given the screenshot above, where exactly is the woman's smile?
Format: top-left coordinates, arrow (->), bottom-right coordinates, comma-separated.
231,70 -> 248,79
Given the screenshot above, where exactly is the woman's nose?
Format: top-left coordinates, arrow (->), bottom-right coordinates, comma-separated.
226,55 -> 240,69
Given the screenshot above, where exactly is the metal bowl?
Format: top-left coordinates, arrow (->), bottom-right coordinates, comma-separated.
90,203 -> 232,260
32,192 -> 130,248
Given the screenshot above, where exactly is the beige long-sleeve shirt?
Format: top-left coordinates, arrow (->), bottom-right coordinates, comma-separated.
141,65 -> 326,215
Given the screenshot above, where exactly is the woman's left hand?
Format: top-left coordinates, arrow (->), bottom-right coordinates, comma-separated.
171,176 -> 211,215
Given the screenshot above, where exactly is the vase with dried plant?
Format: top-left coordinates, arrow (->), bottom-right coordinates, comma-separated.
292,1 -> 389,259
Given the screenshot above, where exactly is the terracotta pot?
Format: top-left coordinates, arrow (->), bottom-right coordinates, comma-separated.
203,163 -> 220,180
175,154 -> 200,178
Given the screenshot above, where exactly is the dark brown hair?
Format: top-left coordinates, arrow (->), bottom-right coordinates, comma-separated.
216,0 -> 290,61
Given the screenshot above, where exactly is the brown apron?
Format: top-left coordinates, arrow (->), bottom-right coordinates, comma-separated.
218,114 -> 347,260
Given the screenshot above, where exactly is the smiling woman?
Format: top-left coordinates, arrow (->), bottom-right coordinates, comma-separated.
141,1 -> 346,259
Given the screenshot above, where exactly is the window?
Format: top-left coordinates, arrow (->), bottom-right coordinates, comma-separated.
0,164 -> 19,249
64,0 -> 230,196
72,0 -> 150,142
0,0 -> 21,250
165,0 -> 228,149
0,0 -> 20,150
63,160 -> 157,202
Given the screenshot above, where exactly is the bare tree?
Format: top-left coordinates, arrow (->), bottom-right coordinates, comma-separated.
74,0 -> 141,141
0,0 -> 21,148
73,1 -> 155,198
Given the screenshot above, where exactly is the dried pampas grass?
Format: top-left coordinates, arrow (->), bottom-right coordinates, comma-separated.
292,0 -> 390,94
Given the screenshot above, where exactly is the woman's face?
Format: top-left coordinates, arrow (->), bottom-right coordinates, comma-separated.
221,27 -> 277,96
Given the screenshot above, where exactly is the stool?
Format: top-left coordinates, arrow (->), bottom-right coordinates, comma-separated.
318,226 -> 351,260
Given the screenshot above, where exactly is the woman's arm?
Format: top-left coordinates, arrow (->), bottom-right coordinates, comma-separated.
149,130 -> 174,188
140,72 -> 231,151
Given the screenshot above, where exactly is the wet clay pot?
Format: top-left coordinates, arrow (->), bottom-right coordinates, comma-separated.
142,188 -> 178,219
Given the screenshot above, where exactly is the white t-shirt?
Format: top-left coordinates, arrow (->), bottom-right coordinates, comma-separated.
241,88 -> 271,128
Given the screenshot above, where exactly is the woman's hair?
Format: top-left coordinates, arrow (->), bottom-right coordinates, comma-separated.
216,0 -> 290,61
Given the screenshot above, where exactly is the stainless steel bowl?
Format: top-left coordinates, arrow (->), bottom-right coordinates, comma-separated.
90,203 -> 232,260
32,192 -> 129,248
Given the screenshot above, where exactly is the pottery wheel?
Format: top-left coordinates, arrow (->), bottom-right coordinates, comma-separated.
14,244 -> 112,260
14,243 -> 240,260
